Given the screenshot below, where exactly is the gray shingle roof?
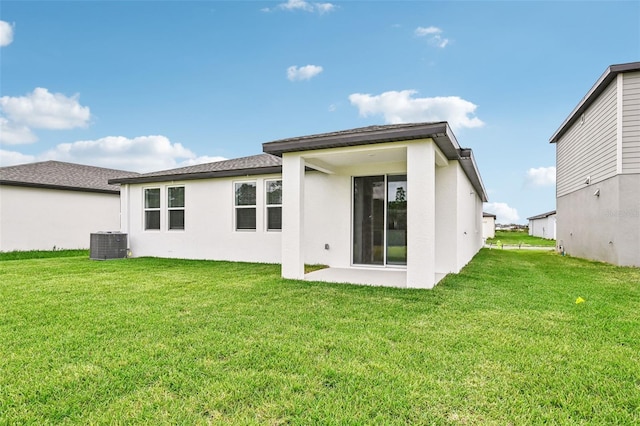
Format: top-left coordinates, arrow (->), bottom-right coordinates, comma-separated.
109,154 -> 282,184
527,210 -> 556,221
0,161 -> 139,194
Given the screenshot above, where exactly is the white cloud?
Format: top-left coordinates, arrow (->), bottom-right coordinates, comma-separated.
0,21 -> 14,47
287,64 -> 323,81
314,2 -> 336,14
0,117 -> 37,145
526,166 -> 556,187
484,202 -> 520,224
0,149 -> 35,167
37,135 -> 226,173
415,25 -> 449,48
0,87 -> 91,130
415,26 -> 441,36
279,0 -> 313,11
348,90 -> 484,129
275,0 -> 336,14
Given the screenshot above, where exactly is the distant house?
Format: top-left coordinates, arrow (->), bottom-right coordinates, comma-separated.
110,122 -> 488,289
0,161 -> 138,252
550,61 -> 640,266
482,212 -> 496,239
527,210 -> 556,240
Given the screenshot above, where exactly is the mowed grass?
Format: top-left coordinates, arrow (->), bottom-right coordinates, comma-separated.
0,249 -> 88,261
487,230 -> 556,247
1,251 -> 639,424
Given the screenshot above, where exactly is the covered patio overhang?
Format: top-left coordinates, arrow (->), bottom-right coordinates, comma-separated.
262,122 -> 487,289
274,139 -> 444,289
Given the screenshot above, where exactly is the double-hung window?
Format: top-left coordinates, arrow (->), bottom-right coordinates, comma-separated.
235,182 -> 256,230
265,180 -> 282,231
168,186 -> 185,230
144,188 -> 161,230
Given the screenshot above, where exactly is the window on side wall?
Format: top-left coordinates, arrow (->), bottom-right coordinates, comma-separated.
144,188 -> 161,230
235,181 -> 256,230
168,186 -> 185,230
266,180 -> 282,231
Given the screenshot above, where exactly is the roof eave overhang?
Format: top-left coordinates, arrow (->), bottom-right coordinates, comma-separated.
458,150 -> 488,202
263,122 -> 487,202
109,166 -> 283,185
0,180 -> 120,194
263,122 -> 455,156
550,62 -> 640,143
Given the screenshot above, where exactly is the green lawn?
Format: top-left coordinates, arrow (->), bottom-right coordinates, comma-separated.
487,230 -> 556,247
1,250 -> 639,424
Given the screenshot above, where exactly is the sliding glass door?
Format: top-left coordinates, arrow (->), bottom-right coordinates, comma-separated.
353,176 -> 385,265
386,175 -> 407,265
353,175 -> 407,266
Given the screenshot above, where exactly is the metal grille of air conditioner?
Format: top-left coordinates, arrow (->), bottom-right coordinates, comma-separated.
90,232 -> 128,260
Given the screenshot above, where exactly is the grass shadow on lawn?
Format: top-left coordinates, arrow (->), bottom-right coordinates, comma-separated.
0,250 -> 638,424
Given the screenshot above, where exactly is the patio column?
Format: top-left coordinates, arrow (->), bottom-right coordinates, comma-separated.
407,141 -> 436,288
281,153 -> 305,280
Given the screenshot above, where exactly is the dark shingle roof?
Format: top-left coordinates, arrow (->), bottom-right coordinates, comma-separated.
108,122 -> 487,202
109,154 -> 281,185
483,212 -> 497,218
263,122 -> 455,156
0,161 -> 139,194
262,121 -> 488,202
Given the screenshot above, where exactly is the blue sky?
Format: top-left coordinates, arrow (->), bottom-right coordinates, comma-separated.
1,1 -> 638,223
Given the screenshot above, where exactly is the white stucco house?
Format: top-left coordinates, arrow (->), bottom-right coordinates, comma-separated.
482,212 -> 496,240
551,62 -> 640,266
0,161 -> 138,252
110,122 -> 488,289
527,210 -> 556,240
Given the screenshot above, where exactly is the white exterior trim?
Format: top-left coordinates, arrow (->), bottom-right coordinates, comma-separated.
281,154 -> 305,279
617,73 -> 624,174
406,141 -> 436,288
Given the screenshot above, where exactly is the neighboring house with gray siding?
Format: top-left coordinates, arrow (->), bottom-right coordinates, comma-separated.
527,210 -> 556,240
550,62 -> 640,266
0,161 -> 138,252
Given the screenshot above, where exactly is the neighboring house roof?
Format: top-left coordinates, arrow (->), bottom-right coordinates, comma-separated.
263,122 -> 488,202
527,210 -> 556,221
0,161 -> 139,194
109,154 -> 282,185
483,212 -> 496,218
109,122 -> 488,202
550,62 -> 640,143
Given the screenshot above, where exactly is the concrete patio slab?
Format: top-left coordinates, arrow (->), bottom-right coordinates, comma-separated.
305,268 -> 448,288
305,267 -> 407,287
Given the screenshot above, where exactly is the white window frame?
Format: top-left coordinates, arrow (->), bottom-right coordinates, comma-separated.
265,179 -> 282,232
143,187 -> 161,231
167,186 -> 185,231
234,180 -> 257,231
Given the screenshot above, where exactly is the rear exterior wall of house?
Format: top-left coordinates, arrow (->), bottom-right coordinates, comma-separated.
120,159 -> 483,274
